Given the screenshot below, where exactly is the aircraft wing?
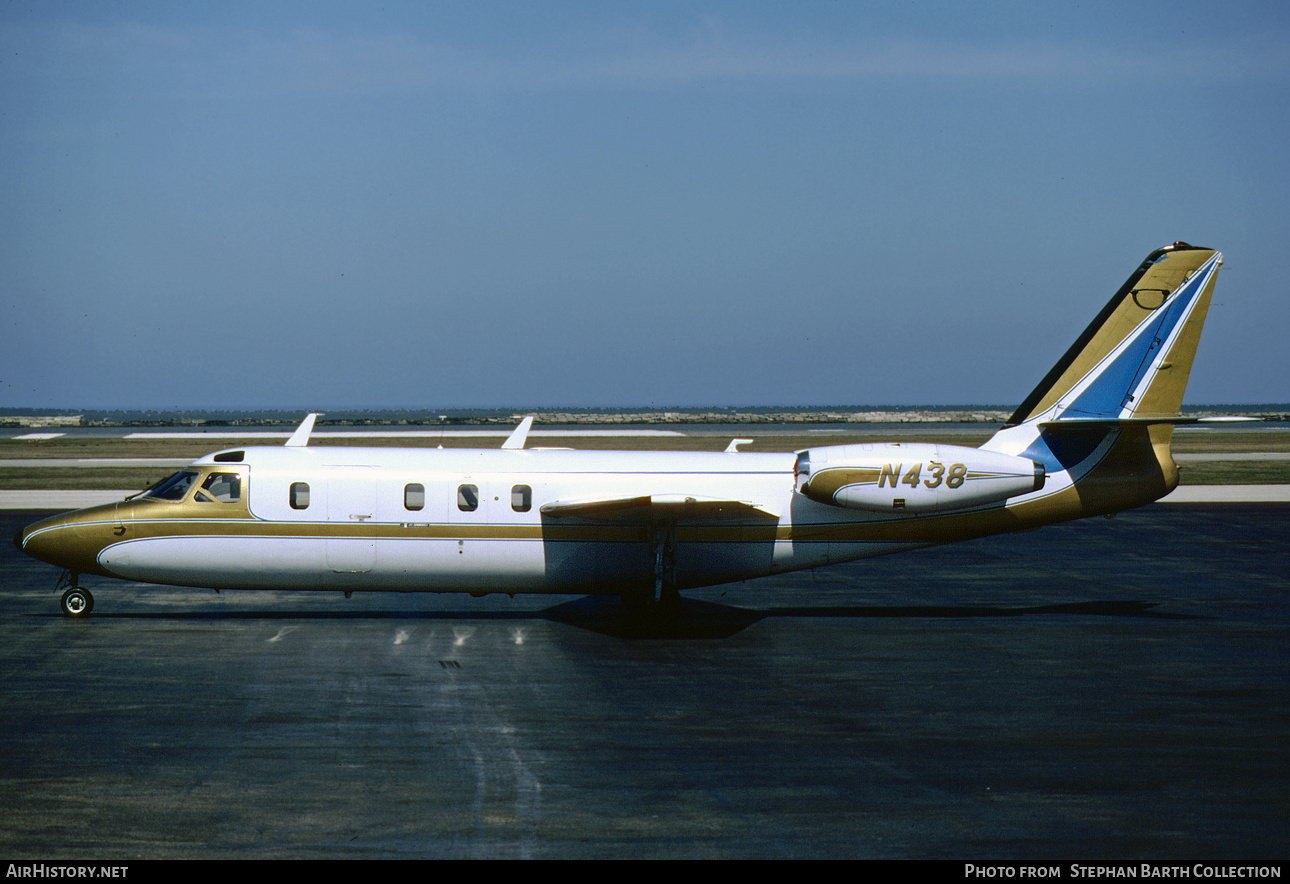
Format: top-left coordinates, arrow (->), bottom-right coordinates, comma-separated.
501,415 -> 534,449
540,494 -> 778,522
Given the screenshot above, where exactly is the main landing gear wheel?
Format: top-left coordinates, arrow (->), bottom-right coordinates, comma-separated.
60,587 -> 93,618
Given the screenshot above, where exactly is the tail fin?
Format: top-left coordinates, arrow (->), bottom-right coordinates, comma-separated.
1007,242 -> 1223,426
984,243 -> 1223,515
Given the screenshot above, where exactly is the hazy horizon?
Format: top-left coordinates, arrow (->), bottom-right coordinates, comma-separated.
5,403 -> 1288,420
4,2 -> 1287,409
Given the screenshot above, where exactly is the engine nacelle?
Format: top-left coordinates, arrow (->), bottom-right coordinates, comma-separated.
796,442 -> 1045,514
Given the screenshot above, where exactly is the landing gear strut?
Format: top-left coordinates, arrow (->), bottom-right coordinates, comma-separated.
56,570 -> 93,618
621,520 -> 682,623
653,519 -> 681,620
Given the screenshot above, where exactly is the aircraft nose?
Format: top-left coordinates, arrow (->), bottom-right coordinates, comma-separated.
16,520 -> 56,564
16,512 -> 91,570
16,505 -> 121,574
13,520 -> 49,555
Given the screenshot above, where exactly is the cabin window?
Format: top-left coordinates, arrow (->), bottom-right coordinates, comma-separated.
196,472 -> 241,503
142,470 -> 200,501
511,484 -> 531,512
457,484 -> 478,512
290,482 -> 310,510
404,483 -> 425,511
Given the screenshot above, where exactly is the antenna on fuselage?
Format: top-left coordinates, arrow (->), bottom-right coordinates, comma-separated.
286,413 -> 319,447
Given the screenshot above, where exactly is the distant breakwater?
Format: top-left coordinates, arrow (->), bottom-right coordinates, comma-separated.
5,409 -> 1287,428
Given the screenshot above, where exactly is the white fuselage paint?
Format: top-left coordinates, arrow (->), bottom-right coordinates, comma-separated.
92,445 -> 940,594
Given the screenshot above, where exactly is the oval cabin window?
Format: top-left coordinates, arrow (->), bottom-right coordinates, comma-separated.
511,484 -> 531,512
404,483 -> 425,511
457,484 -> 478,512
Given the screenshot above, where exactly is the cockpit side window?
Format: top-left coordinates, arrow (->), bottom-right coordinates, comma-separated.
196,472 -> 241,503
142,470 -> 200,501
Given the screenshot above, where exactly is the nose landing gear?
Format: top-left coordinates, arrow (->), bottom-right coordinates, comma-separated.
55,571 -> 93,618
60,587 -> 94,618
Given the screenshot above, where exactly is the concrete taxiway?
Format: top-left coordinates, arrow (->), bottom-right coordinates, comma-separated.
2,504 -> 1287,859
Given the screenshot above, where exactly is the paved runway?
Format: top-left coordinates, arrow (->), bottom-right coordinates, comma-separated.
2,505 -> 1287,859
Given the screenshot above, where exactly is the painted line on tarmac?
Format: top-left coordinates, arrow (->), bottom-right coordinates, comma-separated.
0,458 -> 191,468
1157,485 -> 1290,503
1174,452 -> 1290,461
1,490 -> 139,509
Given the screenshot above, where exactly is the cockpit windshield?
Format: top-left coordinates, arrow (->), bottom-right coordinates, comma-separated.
140,470 -> 200,501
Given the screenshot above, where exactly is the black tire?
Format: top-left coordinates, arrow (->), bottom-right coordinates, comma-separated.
60,587 -> 93,618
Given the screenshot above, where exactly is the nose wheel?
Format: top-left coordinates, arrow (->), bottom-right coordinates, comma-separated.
60,586 -> 93,618
54,570 -> 94,618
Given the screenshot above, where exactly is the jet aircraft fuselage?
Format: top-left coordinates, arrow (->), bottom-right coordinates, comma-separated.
16,243 -> 1225,618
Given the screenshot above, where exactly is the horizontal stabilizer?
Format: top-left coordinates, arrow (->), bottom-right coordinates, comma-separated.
1036,415 -> 1255,427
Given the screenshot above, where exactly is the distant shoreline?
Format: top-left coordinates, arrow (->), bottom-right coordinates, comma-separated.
3,406 -> 1288,429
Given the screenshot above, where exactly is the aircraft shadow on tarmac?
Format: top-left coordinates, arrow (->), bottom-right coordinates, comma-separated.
43,595 -> 1205,640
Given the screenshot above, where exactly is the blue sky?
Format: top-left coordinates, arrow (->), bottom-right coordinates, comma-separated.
2,1 -> 1287,409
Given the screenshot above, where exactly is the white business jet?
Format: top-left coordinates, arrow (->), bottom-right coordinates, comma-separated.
17,243 -> 1225,619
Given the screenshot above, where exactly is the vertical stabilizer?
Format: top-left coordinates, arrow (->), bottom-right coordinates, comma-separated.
984,244 -> 1223,517
1007,243 -> 1222,426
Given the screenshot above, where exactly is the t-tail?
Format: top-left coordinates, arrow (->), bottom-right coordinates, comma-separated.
982,242 -> 1224,519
